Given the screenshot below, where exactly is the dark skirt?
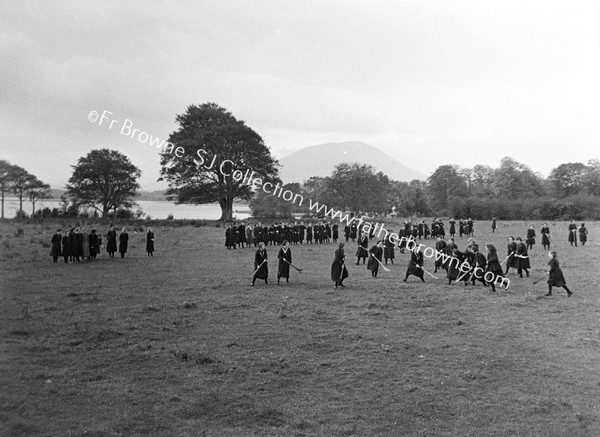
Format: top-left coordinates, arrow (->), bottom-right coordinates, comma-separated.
548,268 -> 566,287
331,263 -> 348,281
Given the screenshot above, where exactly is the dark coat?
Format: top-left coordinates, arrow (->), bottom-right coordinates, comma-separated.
356,236 -> 369,258
406,251 -> 424,278
516,243 -> 530,269
383,237 -> 395,260
254,249 -> 268,280
486,250 -> 503,277
50,233 -> 62,257
331,248 -> 348,281
526,229 -> 535,246
367,245 -> 383,273
119,232 -> 129,254
507,242 -> 519,268
106,229 -> 117,253
146,231 -> 155,252
61,235 -> 71,257
547,258 -> 566,287
541,227 -> 551,246
579,226 -> 588,243
277,247 -> 292,278
89,233 -> 100,255
568,224 -> 577,242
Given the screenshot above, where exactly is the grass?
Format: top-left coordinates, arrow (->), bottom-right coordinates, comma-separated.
1,219 -> 599,436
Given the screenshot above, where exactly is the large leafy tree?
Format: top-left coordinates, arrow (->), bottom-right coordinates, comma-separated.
67,149 -> 141,217
426,164 -> 468,211
324,163 -> 389,214
26,176 -> 51,215
10,165 -> 35,214
548,163 -> 587,198
159,103 -> 279,221
0,160 -> 15,218
492,157 -> 545,199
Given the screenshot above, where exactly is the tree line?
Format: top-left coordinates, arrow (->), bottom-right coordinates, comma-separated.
2,102 -> 599,221
249,158 -> 600,221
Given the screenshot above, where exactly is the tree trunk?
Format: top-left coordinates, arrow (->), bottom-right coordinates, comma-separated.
32,200 -> 36,216
1,188 -> 4,219
218,197 -> 233,221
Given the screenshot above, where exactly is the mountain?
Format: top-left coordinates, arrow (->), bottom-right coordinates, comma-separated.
278,141 -> 426,183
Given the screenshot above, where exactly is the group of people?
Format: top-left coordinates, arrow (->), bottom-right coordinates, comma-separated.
50,226 -> 102,263
50,225 -> 155,262
226,221 -> 339,249
250,220 -> 575,298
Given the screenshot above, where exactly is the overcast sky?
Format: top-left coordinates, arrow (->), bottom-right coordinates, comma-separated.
1,0 -> 599,190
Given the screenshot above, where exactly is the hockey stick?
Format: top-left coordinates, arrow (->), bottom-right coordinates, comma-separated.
371,253 -> 390,272
252,259 -> 267,277
284,258 -> 303,272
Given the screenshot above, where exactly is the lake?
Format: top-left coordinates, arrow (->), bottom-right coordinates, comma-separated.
1,197 -> 251,220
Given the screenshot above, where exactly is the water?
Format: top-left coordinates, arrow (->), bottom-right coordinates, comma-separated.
1,197 -> 251,220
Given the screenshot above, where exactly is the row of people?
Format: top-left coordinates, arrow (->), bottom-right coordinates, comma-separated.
50,225 -> 155,262
226,222 -> 340,249
253,237 -> 572,297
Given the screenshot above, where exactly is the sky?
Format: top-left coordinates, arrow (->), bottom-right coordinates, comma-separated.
1,0 -> 599,191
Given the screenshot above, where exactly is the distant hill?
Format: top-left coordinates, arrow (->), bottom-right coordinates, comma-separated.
278,141 -> 426,183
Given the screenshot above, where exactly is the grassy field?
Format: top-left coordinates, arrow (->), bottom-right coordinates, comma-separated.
1,219 -> 599,436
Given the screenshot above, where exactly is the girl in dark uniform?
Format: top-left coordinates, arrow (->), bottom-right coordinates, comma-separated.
515,237 -> 530,278
383,235 -> 395,264
106,225 -> 117,258
61,230 -> 71,263
545,251 -> 572,297
367,241 -> 384,278
277,240 -> 292,284
568,220 -> 577,246
541,223 -> 551,250
146,227 -> 155,256
119,227 -> 129,258
404,246 -> 425,282
356,232 -> 369,265
485,243 -> 505,292
50,229 -> 62,263
251,242 -> 268,286
505,237 -> 519,275
579,223 -> 588,246
331,243 -> 348,288
526,225 -> 535,250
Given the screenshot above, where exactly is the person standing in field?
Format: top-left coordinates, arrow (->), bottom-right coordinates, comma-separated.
119,227 -> 129,258
383,234 -> 395,264
541,223 -> 551,250
367,240 -> 384,278
277,240 -> 292,285
251,242 -> 268,286
89,229 -> 100,259
404,245 -> 425,282
331,242 -> 348,288
485,243 -> 505,292
568,220 -> 577,246
491,216 -> 497,233
146,227 -> 155,257
433,235 -> 446,273
505,236 -> 519,275
515,237 -> 530,278
526,225 -> 536,250
61,229 -> 71,263
50,229 -> 62,263
106,224 -> 117,258
545,251 -> 572,297
245,224 -> 254,248
356,232 -> 369,265
81,228 -> 90,260
579,223 -> 588,246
